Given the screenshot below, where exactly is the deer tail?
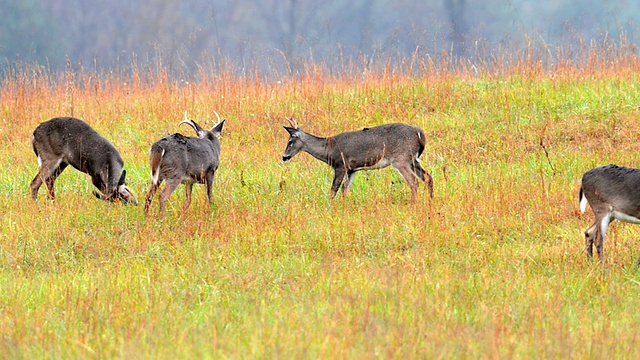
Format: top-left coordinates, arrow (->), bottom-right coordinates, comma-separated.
416,129 -> 426,159
579,186 -> 588,214
31,135 -> 38,155
149,146 -> 165,185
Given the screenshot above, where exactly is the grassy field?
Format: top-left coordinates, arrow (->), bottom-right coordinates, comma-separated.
2,51 -> 640,358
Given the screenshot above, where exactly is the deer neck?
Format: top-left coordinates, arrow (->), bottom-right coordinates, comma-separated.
301,133 -> 331,164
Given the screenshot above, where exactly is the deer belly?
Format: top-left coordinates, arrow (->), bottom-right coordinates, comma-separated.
354,158 -> 390,171
612,210 -> 640,224
180,175 -> 198,184
181,172 -> 208,184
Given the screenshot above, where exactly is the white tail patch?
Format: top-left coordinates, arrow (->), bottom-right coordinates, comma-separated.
151,148 -> 165,185
580,191 -> 588,213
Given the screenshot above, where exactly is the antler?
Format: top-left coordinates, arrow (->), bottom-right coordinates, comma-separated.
178,110 -> 191,131
286,117 -> 299,129
213,110 -> 222,125
179,110 -> 206,138
179,110 -> 191,127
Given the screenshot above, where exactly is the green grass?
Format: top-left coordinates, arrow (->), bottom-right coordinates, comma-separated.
3,58 -> 640,358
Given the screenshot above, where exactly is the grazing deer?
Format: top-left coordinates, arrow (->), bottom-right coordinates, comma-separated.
281,118 -> 433,201
144,111 -> 225,215
579,164 -> 640,264
29,117 -> 138,204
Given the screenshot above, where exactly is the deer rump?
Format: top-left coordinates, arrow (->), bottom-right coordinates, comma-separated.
580,165 -> 640,223
149,133 -> 218,186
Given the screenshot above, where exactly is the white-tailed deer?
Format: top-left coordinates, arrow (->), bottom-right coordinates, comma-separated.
144,111 -> 225,215
282,118 -> 433,201
579,164 -> 640,264
30,117 -> 138,204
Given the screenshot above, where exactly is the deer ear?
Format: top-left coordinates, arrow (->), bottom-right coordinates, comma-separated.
284,126 -> 299,137
179,119 -> 207,138
211,120 -> 225,137
118,170 -> 127,185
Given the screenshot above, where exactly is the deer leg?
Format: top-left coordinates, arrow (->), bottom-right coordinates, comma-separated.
410,160 -> 425,181
341,171 -> 357,196
411,160 -> 434,198
30,160 -> 63,200
158,179 -> 182,215
584,222 -> 597,261
144,180 -> 161,213
30,168 -> 48,200
205,172 -> 214,205
184,183 -> 193,210
43,162 -> 68,201
330,168 -> 347,199
204,171 -> 215,204
395,164 -> 420,202
425,172 -> 434,198
595,213 -> 612,263
91,172 -> 113,201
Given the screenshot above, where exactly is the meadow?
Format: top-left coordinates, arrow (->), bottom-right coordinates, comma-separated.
2,47 -> 640,358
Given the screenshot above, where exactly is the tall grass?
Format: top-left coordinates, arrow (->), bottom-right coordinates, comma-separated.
2,42 -> 640,358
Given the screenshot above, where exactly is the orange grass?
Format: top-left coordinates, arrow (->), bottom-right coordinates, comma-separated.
2,45 -> 640,357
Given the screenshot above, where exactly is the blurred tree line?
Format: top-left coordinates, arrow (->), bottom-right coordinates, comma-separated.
1,0 -> 638,76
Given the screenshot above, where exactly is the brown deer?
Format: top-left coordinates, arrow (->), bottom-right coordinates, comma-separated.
144,111 -> 225,216
29,117 -> 138,204
579,164 -> 640,264
282,118 -> 433,201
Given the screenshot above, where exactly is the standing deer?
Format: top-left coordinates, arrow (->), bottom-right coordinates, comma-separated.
144,111 -> 225,215
281,118 -> 433,201
579,164 -> 640,264
30,117 -> 138,204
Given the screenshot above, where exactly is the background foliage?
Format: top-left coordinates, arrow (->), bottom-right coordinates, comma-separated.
1,0 -> 639,75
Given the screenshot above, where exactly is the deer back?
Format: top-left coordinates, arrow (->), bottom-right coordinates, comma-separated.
149,119 -> 224,184
152,135 -> 218,179
327,123 -> 425,167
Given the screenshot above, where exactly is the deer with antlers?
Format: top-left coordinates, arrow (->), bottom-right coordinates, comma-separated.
144,111 -> 225,216
281,118 -> 433,201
